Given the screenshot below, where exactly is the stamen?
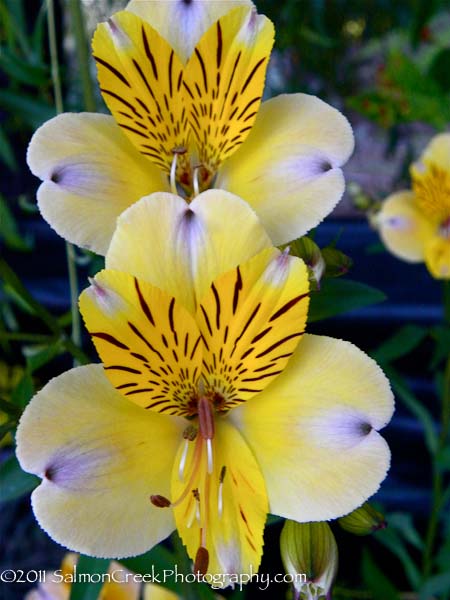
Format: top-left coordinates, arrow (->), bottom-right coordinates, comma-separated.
170,435 -> 203,508
178,439 -> 189,481
192,165 -> 201,197
183,424 -> 197,441
170,152 -> 178,195
206,439 -> 213,474
218,466 -> 226,518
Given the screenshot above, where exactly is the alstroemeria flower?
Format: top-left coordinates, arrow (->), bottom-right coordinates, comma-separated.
376,133 -> 450,279
17,192 -> 393,582
27,1 -> 353,254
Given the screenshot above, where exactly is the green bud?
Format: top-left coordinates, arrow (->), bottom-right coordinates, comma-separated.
280,521 -> 338,600
288,237 -> 325,290
321,247 -> 353,278
338,502 -> 386,535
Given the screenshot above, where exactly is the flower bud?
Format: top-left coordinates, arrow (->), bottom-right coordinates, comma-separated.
338,502 -> 386,535
288,237 -> 325,290
321,247 -> 353,278
280,520 -> 338,600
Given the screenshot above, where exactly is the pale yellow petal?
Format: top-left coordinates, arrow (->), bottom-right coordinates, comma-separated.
377,190 -> 435,262
27,113 -> 168,254
79,270 -> 203,416
216,93 -> 354,245
424,236 -> 450,279
230,334 -> 394,522
171,419 -> 268,580
126,0 -> 254,64
105,191 -> 272,314
419,132 -> 450,171
101,562 -> 141,600
16,365 -> 184,557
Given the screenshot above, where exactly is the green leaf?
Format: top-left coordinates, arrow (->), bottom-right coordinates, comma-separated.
308,278 -> 386,322
384,366 -> 438,455
0,455 -> 39,503
69,556 -> 110,600
0,396 -> 21,417
437,446 -> 450,472
419,572 -> 450,600
429,47 -> 450,92
371,325 -> 427,363
375,526 -> 421,589
120,546 -> 175,577
362,549 -> 400,600
25,340 -> 63,373
0,194 -> 32,251
0,90 -> 54,129
0,125 -> 17,172
386,512 -> 424,550
11,372 -> 33,409
0,46 -> 49,86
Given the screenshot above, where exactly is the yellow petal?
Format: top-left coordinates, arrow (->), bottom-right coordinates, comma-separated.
105,191 -> 272,314
424,236 -> 450,279
183,6 -> 274,172
27,113 -> 168,254
230,334 -> 394,521
143,584 -> 179,600
419,132 -> 450,171
216,93 -> 354,245
197,248 -> 309,408
377,190 -> 435,262
101,562 -> 141,600
126,0 -> 254,64
171,419 -> 268,580
16,365 -> 183,557
92,11 -> 188,174
79,270 -> 202,416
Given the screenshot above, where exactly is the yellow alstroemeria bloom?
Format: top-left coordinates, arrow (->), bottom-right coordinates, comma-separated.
27,1 -> 353,255
25,554 -> 140,600
16,192 -> 393,583
376,133 -> 450,279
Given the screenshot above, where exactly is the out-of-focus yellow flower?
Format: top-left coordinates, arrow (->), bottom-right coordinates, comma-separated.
25,553 -> 140,600
376,133 -> 450,279
27,1 -> 353,255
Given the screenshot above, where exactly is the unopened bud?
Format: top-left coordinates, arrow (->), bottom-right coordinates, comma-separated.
288,237 -> 325,290
280,521 -> 338,599
338,502 -> 386,535
321,247 -> 353,278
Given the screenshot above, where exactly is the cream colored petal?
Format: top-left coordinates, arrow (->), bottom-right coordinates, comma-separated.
424,236 -> 450,279
126,0 -> 254,64
419,132 -> 450,171
16,365 -> 184,557
27,113 -> 168,254
143,584 -> 179,600
230,334 -> 394,522
377,190 -> 435,262
216,93 -> 354,245
106,190 -> 272,314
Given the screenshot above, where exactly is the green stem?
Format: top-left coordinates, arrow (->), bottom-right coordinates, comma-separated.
421,284 -> 450,579
0,332 -> 55,342
67,0 -> 97,112
47,0 -> 81,362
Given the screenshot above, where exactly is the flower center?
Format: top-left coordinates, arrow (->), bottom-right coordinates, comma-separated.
170,149 -> 215,200
412,161 -> 450,224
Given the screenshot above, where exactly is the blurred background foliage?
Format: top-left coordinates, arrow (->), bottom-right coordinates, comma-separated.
0,0 -> 449,599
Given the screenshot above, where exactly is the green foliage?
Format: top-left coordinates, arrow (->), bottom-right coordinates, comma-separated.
308,278 -> 386,322
0,455 -> 39,503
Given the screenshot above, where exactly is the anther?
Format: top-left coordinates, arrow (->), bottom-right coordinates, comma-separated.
183,424 -> 198,441
150,494 -> 171,508
194,546 -> 209,576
